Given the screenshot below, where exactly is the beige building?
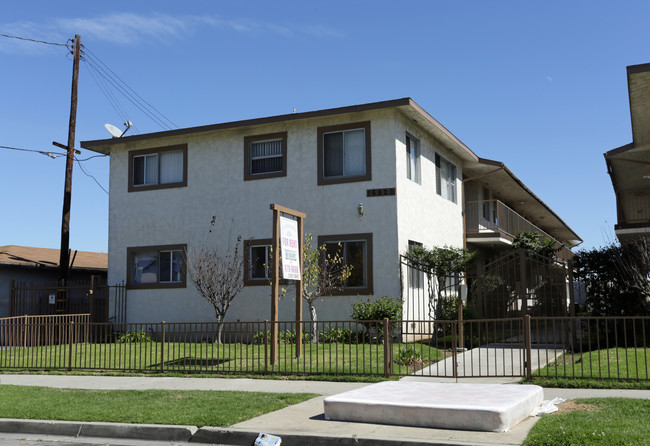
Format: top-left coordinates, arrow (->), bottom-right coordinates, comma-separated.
81,98 -> 580,323
605,63 -> 650,241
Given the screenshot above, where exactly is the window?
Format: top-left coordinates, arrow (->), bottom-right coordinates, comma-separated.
128,145 -> 187,192
127,244 -> 186,288
317,121 -> 371,185
244,132 -> 287,180
406,135 -> 421,183
435,153 -> 457,203
318,233 -> 373,295
407,240 -> 424,291
244,239 -> 272,285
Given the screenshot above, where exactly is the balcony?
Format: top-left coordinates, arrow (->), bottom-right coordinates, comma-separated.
465,199 -> 555,246
614,189 -> 650,240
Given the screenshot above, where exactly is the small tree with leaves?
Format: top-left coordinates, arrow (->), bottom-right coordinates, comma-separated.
185,235 -> 244,344
284,233 -> 352,343
404,245 -> 475,321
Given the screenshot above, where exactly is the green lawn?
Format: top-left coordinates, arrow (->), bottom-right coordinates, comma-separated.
0,385 -> 316,427
534,348 -> 649,380
523,398 -> 650,445
0,341 -> 444,377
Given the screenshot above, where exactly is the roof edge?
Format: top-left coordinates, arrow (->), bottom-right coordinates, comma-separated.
477,157 -> 583,245
627,63 -> 650,75
81,98 -> 414,152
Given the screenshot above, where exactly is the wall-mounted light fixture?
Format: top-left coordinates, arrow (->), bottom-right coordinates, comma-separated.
358,203 -> 365,220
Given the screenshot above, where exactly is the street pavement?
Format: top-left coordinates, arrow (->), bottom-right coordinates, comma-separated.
1,374 -> 650,446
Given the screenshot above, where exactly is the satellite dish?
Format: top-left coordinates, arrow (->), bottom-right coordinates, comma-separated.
104,123 -> 123,138
104,121 -> 133,138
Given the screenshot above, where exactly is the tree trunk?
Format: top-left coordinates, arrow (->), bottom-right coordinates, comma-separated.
215,312 -> 225,344
309,302 -> 318,343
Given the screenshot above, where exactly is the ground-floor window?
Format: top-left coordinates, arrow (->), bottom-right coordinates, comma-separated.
318,233 -> 373,295
127,244 -> 186,289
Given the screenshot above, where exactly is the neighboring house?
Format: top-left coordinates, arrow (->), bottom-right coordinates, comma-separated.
0,245 -> 107,318
605,62 -> 650,242
80,98 -> 580,324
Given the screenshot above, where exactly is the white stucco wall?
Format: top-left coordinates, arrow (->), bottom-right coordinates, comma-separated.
108,109 -> 406,323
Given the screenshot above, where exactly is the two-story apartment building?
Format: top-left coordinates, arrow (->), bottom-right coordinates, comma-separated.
81,98 -> 580,323
605,63 -> 650,242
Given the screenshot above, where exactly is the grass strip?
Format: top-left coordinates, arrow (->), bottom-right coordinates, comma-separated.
523,398 -> 650,445
0,385 -> 317,427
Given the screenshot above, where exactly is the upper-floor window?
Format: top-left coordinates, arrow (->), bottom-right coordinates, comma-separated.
244,132 -> 287,181
127,244 -> 186,289
318,233 -> 373,295
406,134 -> 421,184
317,121 -> 371,185
128,144 -> 187,192
243,238 -> 272,285
435,153 -> 457,203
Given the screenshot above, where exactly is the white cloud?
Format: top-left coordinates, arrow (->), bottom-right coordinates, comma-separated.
546,76 -> 553,83
0,12 -> 342,52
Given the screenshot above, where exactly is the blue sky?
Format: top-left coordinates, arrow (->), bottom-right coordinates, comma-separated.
1,1 -> 648,253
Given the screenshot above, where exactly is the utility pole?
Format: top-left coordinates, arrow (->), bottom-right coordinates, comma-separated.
58,34 -> 81,287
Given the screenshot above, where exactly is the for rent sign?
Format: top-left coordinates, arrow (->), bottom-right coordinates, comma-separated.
280,214 -> 301,280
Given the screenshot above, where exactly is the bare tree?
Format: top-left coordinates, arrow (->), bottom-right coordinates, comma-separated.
282,234 -> 352,343
185,235 -> 244,344
615,236 -> 650,303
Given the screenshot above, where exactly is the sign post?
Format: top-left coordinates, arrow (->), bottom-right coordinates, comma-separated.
270,204 -> 305,364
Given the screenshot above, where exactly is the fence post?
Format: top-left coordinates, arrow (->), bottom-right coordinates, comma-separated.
68,321 -> 74,371
160,321 -> 166,373
264,320 -> 269,374
519,249 -> 528,316
22,315 -> 27,348
383,318 -> 391,378
523,315 -> 532,379
451,321 -> 458,380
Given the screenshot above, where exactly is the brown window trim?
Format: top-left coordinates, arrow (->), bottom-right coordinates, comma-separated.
128,144 -> 188,192
126,244 -> 187,289
317,121 -> 371,185
317,233 -> 373,295
244,132 -> 288,181
244,238 -> 272,286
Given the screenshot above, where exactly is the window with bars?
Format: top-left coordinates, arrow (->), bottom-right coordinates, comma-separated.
129,145 -> 187,192
244,132 -> 287,180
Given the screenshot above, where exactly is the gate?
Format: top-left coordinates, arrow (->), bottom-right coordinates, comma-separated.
10,279 -> 127,323
470,249 -> 573,320
399,251 -> 576,378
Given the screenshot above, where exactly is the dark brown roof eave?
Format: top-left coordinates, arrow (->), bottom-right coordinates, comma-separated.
80,97 -> 479,161
477,157 -> 583,245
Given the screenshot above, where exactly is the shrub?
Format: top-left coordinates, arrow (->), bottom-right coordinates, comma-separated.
318,327 -> 367,343
395,346 -> 422,366
252,330 -> 311,345
350,296 -> 402,322
116,330 -> 152,343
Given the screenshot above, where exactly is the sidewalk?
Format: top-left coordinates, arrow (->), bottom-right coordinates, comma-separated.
1,374 -> 649,446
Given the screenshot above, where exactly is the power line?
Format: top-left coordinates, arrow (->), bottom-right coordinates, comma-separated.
75,156 -> 108,194
0,144 -> 67,158
81,45 -> 178,132
0,33 -> 68,47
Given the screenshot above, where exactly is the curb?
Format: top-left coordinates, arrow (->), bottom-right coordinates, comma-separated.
0,419 -> 472,446
0,418 -> 197,442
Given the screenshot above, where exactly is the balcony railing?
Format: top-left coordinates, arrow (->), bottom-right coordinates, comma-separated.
465,199 -> 554,243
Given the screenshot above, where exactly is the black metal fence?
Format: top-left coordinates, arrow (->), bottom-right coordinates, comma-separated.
10,280 -> 127,324
0,316 -> 647,381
